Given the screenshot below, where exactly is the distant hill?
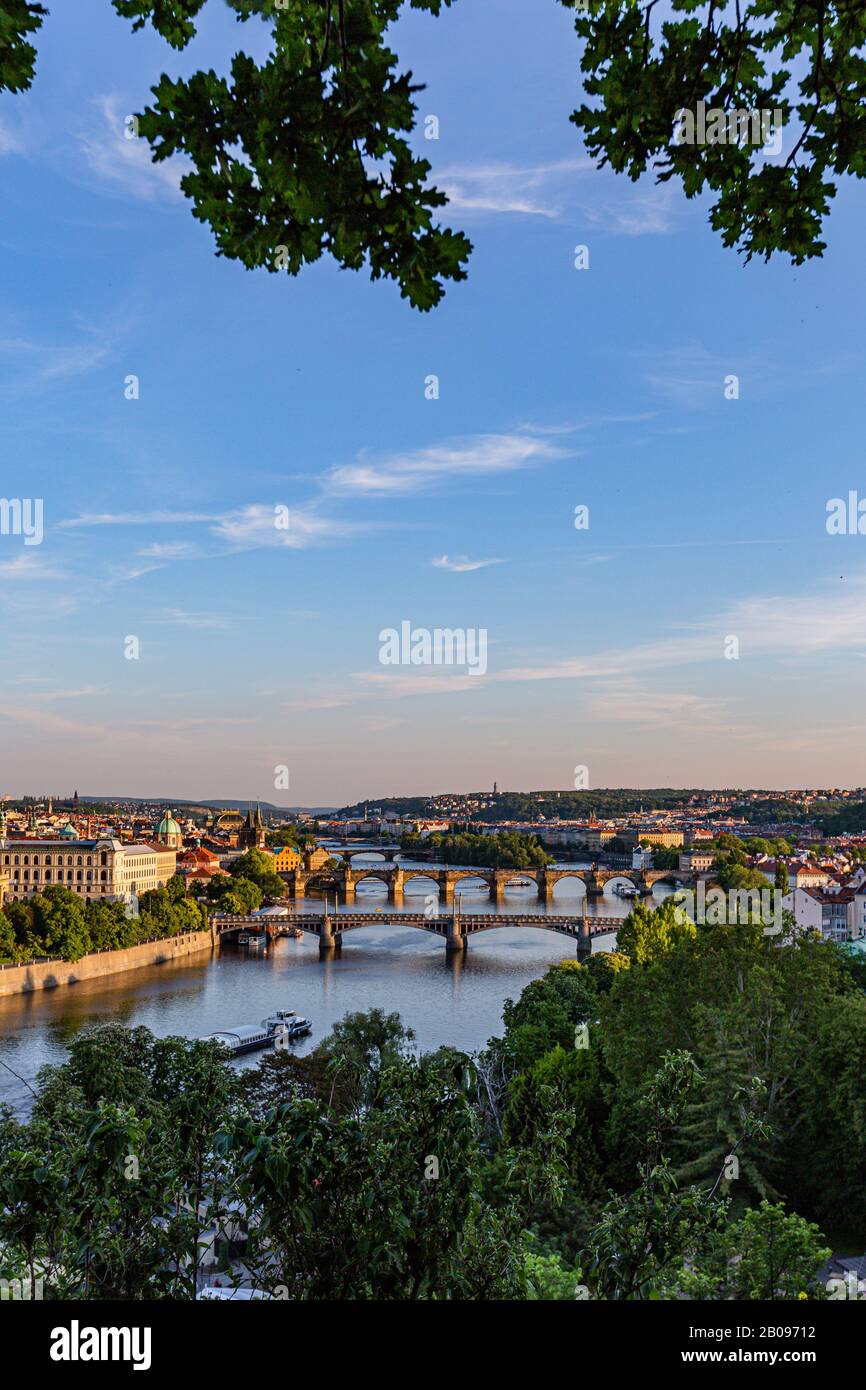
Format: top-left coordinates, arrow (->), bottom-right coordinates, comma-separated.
44,797 -> 336,813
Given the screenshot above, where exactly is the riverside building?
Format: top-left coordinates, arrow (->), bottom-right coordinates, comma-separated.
0,816 -> 176,905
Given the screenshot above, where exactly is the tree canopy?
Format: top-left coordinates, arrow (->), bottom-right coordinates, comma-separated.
0,0 -> 469,310
566,0 -> 866,265
2,903 -> 863,1300
4,1 -> 863,309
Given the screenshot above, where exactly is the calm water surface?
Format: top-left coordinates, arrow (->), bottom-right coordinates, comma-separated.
0,863 -> 674,1114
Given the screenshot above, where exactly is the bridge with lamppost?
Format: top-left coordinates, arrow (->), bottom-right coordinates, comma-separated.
210,905 -> 626,959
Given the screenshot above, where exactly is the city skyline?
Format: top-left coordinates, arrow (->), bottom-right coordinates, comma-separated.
2,0 -> 866,802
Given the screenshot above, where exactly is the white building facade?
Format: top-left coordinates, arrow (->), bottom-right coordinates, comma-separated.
0,837 -> 177,905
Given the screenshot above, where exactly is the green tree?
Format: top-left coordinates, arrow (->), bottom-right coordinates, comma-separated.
616,898 -> 697,965
28,888 -> 91,961
313,1007 -> 416,1113
566,0 -> 866,265
228,849 -> 285,899
1,0 -> 469,310
0,910 -> 20,963
720,1201 -> 831,1300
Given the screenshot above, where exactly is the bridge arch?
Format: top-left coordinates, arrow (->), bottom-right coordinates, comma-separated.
350,869 -> 392,888
600,872 -> 640,899
304,873 -> 343,895
547,871 -> 589,899
399,871 -> 442,895
496,871 -> 540,892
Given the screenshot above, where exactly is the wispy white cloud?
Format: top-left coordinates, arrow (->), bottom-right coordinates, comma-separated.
326,432 -> 566,497
437,158 -> 682,234
148,609 -> 228,630
437,158 -> 592,217
78,96 -> 188,202
0,553 -> 64,581
137,541 -> 199,560
640,342 -> 774,408
60,511 -> 220,529
305,570 -> 866,715
0,334 -> 111,385
283,697 -> 352,711
0,118 -> 24,157
433,554 -> 504,572
211,503 -> 372,550
585,687 -> 730,731
29,685 -> 103,701
495,572 -> 866,685
353,671 -> 486,699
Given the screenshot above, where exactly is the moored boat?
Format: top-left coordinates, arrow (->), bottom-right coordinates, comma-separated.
262,1009 -> 312,1041
201,1010 -> 311,1056
201,1023 -> 281,1056
237,932 -> 267,948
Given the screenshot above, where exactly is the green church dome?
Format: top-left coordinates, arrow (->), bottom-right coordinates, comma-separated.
157,810 -> 182,837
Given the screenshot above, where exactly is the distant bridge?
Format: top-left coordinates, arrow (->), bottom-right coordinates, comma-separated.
211,908 -> 623,958
284,860 -> 686,904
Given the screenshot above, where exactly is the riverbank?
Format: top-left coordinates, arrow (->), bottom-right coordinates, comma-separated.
0,931 -> 214,998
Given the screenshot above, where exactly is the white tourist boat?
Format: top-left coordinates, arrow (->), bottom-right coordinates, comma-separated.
202,1010 -> 311,1056
262,1009 -> 312,1041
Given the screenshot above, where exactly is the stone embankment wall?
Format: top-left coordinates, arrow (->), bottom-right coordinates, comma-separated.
0,930 -> 214,998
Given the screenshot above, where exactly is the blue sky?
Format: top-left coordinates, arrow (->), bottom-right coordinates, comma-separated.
1,0 -> 865,804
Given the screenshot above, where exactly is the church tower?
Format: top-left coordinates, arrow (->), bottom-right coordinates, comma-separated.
239,803 -> 267,850
156,809 -> 183,850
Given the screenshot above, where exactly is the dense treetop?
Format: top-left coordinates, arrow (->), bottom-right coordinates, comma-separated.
4,1 -> 864,308
1,901 -> 862,1298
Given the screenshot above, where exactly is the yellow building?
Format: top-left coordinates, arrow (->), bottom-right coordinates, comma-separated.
303,846 -> 331,871
626,829 -> 685,849
273,844 -> 302,873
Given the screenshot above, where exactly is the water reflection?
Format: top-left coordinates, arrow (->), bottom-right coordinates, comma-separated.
0,859 -> 673,1115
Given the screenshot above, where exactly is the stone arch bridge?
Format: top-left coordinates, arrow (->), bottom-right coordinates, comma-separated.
284,862 -> 684,904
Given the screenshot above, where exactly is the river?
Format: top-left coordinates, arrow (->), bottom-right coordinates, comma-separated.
0,858 -> 675,1115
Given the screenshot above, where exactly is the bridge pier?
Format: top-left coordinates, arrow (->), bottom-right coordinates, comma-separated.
318,915 -> 341,957
575,913 -> 592,962
445,914 -> 466,953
